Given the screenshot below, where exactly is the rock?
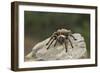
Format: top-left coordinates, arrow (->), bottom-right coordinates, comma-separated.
25,33 -> 87,61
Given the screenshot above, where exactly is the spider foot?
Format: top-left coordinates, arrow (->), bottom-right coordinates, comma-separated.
46,47 -> 49,50
65,48 -> 67,52
74,38 -> 77,40
46,42 -> 50,45
71,46 -> 73,48
54,43 -> 57,47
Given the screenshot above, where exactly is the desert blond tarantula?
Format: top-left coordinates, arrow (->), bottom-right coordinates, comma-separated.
46,28 -> 77,52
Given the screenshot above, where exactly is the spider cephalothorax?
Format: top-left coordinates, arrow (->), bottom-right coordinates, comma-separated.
46,28 -> 77,52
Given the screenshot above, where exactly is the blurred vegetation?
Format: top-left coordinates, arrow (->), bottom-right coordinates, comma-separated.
24,11 -> 90,57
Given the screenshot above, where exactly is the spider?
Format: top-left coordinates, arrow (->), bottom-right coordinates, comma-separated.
46,28 -> 77,52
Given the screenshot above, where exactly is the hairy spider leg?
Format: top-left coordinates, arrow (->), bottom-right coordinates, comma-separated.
54,39 -> 58,47
70,34 -> 77,40
46,38 -> 56,50
46,36 -> 54,45
68,38 -> 74,48
64,39 -> 68,52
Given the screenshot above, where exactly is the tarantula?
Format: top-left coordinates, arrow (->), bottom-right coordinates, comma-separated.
46,28 -> 77,52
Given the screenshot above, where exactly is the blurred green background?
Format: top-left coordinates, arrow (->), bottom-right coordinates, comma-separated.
24,11 -> 90,58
